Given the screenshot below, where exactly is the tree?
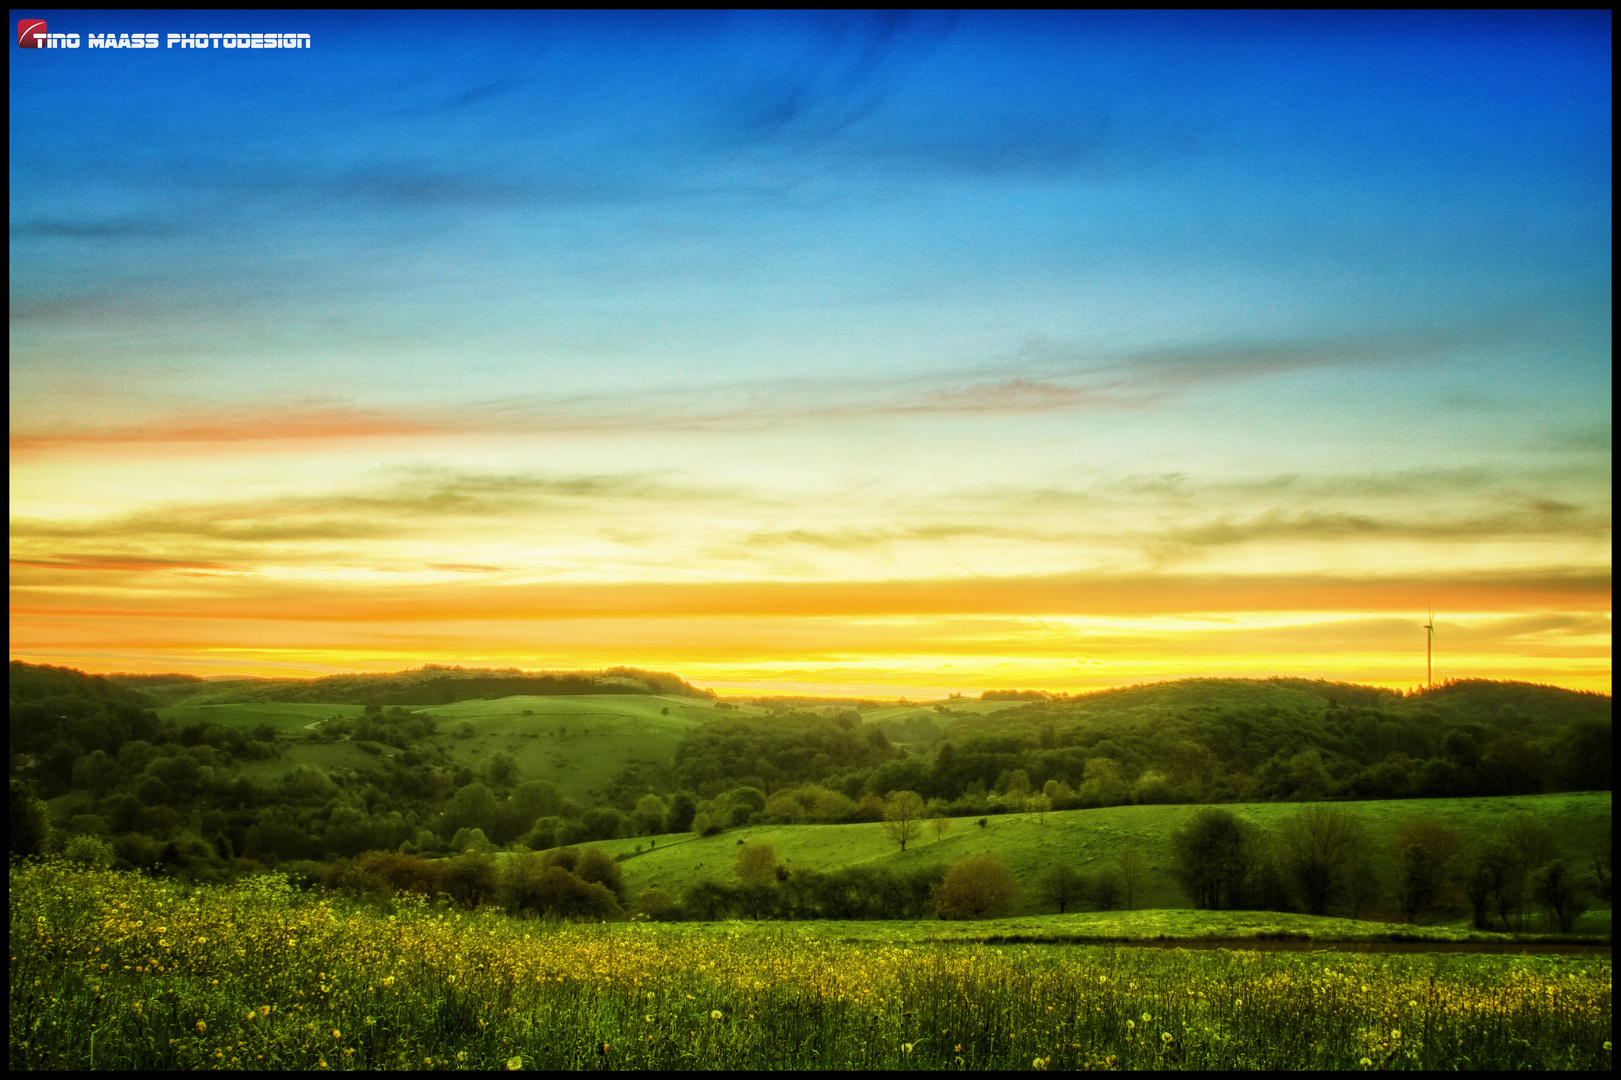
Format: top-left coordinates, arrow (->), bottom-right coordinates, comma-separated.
1171,808 -> 1256,910
1589,827 -> 1611,903
1090,868 -> 1124,911
935,856 -> 1019,919
486,751 -> 520,788
882,790 -> 925,852
574,846 -> 626,900
1531,859 -> 1586,933
632,794 -> 669,835
1038,864 -> 1085,913
735,841 -> 779,886
1079,757 -> 1126,806
1028,792 -> 1052,824
997,769 -> 1031,811
930,813 -> 951,842
664,791 -> 698,834
1132,770 -> 1174,804
1278,804 -> 1369,916
1115,847 -> 1150,910
1500,813 -> 1559,873
9,779 -> 54,858
1396,842 -> 1438,923
1390,819 -> 1463,922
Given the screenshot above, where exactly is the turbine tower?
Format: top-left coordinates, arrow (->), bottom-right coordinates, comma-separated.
1422,609 -> 1435,689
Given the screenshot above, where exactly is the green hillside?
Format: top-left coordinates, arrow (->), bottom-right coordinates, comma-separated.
154,693 -> 773,803
590,791 -> 1611,930
421,694 -> 767,802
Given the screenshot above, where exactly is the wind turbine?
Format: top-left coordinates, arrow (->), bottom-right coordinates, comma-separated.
1422,608 -> 1435,689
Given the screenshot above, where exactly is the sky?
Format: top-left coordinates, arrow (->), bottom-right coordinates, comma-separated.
9,11 -> 1612,696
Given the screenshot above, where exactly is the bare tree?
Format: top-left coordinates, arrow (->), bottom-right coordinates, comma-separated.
883,790 -> 925,852
1090,868 -> 1124,911
1531,859 -> 1587,932
1115,847 -> 1150,910
1279,804 -> 1369,916
1391,819 -> 1463,922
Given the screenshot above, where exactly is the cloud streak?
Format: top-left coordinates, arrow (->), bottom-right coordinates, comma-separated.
9,467 -> 710,545
10,326 -> 1498,452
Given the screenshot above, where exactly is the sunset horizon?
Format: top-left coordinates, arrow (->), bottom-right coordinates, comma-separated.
11,12 -> 1610,699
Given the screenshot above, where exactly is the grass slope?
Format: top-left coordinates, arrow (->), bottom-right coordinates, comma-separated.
422,695 -> 766,801
153,694 -> 773,801
593,792 -> 1612,932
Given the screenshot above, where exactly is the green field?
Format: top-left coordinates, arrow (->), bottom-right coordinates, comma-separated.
421,695 -> 759,801
10,861 -> 1611,1071
593,792 -> 1612,929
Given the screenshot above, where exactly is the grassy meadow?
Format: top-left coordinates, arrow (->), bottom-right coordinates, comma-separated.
595,791 -> 1612,931
421,695 -> 723,802
10,860 -> 1612,1071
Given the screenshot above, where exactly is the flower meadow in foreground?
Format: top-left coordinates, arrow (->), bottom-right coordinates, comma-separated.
10,862 -> 1612,1070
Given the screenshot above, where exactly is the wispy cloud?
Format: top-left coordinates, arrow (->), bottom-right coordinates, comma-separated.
8,467 -> 710,545
10,326 -> 1499,453
1151,503 -> 1609,554
8,555 -> 236,572
10,218 -> 183,241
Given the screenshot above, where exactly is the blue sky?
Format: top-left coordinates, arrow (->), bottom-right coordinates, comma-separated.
9,11 -> 1612,692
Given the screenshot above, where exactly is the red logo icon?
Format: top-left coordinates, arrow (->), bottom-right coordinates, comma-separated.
18,19 -> 47,47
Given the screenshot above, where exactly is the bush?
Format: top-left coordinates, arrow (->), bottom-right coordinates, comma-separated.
574,846 -> 625,900
63,833 -> 114,869
441,852 -> 497,907
935,856 -> 1019,920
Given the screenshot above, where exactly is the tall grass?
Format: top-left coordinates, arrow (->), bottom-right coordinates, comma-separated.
11,861 -> 1611,1070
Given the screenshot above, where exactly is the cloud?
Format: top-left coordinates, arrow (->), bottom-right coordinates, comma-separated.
713,11 -> 958,148
10,218 -> 182,241
8,555 -> 234,572
738,523 -> 1050,551
1151,502 -> 1609,556
8,467 -> 721,546
10,324 -> 1508,454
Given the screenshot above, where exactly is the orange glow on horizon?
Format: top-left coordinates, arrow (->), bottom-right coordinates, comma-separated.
10,568 -> 1610,695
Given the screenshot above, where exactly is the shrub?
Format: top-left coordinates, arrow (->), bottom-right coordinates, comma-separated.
935,856 -> 1019,920
735,842 -> 779,886
63,833 -> 114,869
574,846 -> 625,900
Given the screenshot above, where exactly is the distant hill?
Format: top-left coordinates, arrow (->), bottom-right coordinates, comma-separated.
98,664 -> 717,708
9,661 -> 157,708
